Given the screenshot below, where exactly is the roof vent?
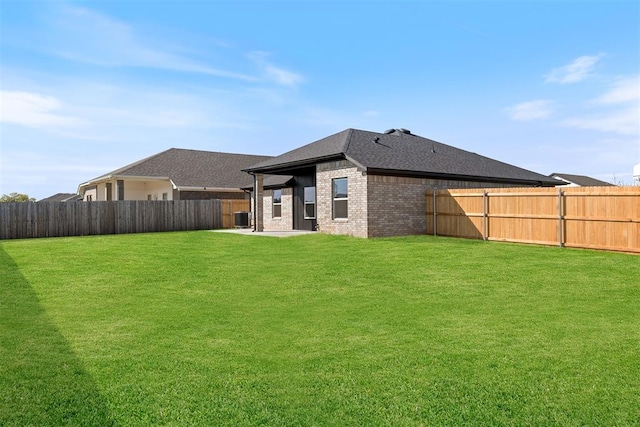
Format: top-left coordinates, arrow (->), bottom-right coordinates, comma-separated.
383,128 -> 411,135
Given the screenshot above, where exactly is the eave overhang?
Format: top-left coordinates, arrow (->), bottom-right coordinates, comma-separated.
365,168 -> 564,187
243,154 -> 345,175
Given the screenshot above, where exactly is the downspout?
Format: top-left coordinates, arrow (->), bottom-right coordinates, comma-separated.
249,172 -> 257,232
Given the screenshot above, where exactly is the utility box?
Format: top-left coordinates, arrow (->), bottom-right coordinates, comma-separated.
234,211 -> 250,228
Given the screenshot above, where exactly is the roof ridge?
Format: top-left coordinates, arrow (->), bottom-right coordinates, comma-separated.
167,147 -> 274,158
342,128 -> 355,154
101,147 -> 175,178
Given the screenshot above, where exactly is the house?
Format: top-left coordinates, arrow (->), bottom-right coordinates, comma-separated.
38,193 -> 83,202
549,173 -> 614,187
78,148 -> 272,201
243,128 -> 562,238
635,164 -> 640,185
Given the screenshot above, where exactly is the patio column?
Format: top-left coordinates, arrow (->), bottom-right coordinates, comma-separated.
254,173 -> 264,232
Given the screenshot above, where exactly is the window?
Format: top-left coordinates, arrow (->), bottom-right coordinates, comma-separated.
162,193 -> 168,200
304,186 -> 316,219
332,178 -> 348,219
147,194 -> 152,201
272,189 -> 282,218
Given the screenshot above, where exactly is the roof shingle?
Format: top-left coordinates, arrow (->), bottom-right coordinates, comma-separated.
550,173 -> 614,187
245,128 -> 560,186
83,148 -> 273,189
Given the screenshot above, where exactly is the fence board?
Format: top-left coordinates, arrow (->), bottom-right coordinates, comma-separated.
427,186 -> 640,253
0,199 -> 230,240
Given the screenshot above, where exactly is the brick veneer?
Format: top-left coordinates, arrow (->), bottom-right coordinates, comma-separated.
262,188 -> 294,231
316,161 -> 368,238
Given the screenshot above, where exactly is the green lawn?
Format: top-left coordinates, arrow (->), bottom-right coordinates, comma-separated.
1,231 -> 638,426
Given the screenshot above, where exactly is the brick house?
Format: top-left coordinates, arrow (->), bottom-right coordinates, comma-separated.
244,128 -> 561,238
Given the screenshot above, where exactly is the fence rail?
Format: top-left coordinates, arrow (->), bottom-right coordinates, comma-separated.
427,186 -> 639,253
0,200 -> 229,240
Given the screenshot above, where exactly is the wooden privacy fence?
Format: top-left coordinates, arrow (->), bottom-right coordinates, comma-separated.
0,200 -> 229,240
221,199 -> 251,229
426,186 -> 640,253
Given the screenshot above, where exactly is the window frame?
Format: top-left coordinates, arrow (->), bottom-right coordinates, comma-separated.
332,178 -> 348,220
272,189 -> 282,218
303,186 -> 316,219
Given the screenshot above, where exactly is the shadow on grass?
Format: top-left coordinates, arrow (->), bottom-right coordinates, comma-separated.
0,247 -> 114,426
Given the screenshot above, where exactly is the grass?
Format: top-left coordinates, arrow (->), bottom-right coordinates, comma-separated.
1,231 -> 639,426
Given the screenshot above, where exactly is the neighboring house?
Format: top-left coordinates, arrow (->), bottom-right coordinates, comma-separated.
78,148 -> 272,201
38,193 -> 83,202
244,128 -> 562,238
633,163 -> 640,185
549,173 -> 614,187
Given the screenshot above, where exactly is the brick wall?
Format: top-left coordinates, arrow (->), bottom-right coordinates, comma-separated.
316,161 -> 368,238
262,187 -> 294,231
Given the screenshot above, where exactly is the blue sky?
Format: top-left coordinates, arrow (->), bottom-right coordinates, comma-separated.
1,0 -> 639,200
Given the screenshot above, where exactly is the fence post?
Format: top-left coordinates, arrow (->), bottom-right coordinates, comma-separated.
558,189 -> 564,248
433,190 -> 437,236
483,190 -> 488,241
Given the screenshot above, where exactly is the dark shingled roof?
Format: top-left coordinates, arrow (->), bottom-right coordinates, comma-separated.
245,128 -> 560,186
550,173 -> 614,187
83,148 -> 273,189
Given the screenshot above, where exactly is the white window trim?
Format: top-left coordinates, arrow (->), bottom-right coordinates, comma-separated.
272,189 -> 282,218
332,178 -> 348,220
304,186 -> 316,220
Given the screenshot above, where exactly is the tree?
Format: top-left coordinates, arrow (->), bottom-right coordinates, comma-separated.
0,193 -> 36,202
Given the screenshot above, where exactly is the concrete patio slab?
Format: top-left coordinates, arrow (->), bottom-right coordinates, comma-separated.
212,229 -> 316,238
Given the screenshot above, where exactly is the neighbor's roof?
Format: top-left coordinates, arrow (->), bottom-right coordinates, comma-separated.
38,193 -> 82,202
550,173 -> 614,187
245,128 -> 561,186
80,148 -> 273,190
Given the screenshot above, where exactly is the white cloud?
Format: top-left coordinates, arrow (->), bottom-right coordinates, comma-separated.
48,5 -> 256,81
505,100 -> 553,121
593,76 -> 640,105
247,51 -> 304,87
544,54 -> 603,84
563,106 -> 639,135
264,64 -> 304,87
0,90 -> 80,127
563,75 -> 640,136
